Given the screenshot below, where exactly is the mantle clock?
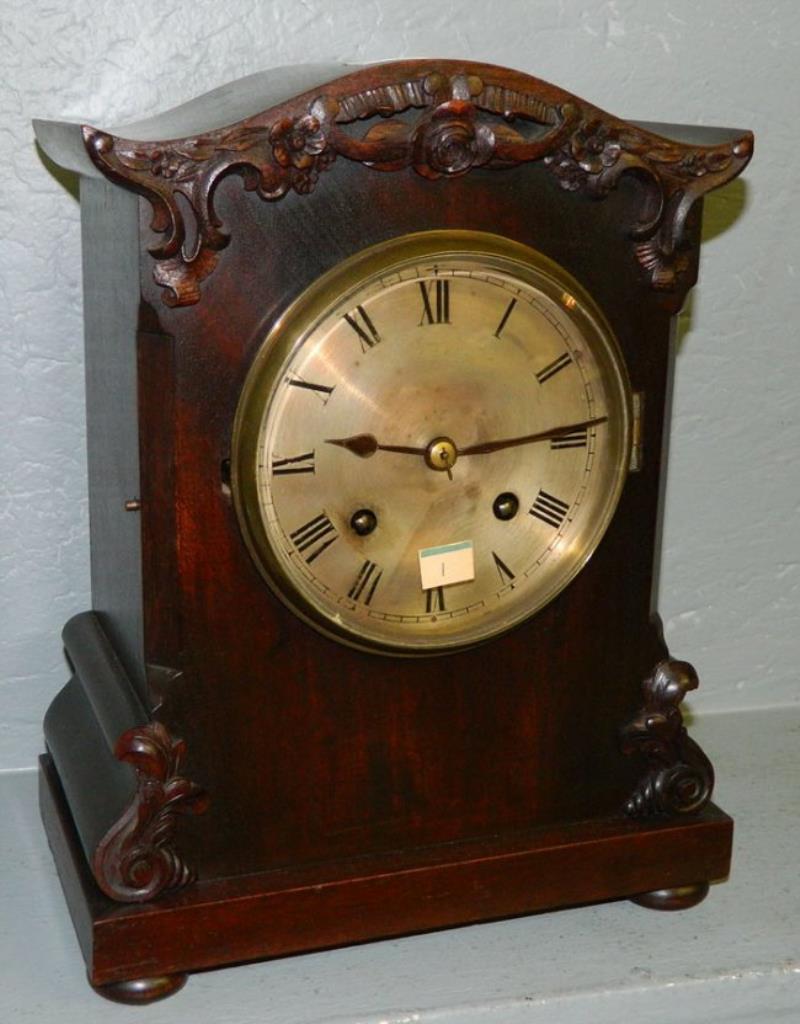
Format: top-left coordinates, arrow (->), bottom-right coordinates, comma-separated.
34,61 -> 752,1003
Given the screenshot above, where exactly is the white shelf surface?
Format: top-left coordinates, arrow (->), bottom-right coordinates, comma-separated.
1,706 -> 798,1023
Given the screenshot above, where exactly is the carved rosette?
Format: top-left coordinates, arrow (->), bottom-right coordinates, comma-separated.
82,62 -> 752,307
92,722 -> 207,903
621,659 -> 714,817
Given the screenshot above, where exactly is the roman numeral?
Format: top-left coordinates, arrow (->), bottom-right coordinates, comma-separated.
535,352 -> 573,384
425,586 -> 446,613
271,451 -> 315,475
529,490 -> 570,529
494,298 -> 517,338
348,560 -> 383,605
343,305 -> 381,351
289,513 -> 338,563
491,551 -> 515,584
286,376 -> 335,402
419,280 -> 450,325
550,428 -> 588,450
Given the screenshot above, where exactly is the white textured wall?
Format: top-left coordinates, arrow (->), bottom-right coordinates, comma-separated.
1,1 -> 797,771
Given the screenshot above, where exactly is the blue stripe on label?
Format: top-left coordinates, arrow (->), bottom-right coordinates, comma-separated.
420,540 -> 473,558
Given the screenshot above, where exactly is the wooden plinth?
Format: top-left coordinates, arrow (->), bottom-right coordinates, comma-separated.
40,753 -> 732,992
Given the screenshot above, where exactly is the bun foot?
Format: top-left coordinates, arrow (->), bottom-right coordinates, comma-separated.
632,881 -> 710,911
91,972 -> 188,1004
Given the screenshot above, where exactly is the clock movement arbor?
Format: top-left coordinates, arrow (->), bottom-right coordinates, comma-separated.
34,61 -> 752,1003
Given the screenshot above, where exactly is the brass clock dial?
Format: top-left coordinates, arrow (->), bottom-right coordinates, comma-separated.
233,231 -> 632,653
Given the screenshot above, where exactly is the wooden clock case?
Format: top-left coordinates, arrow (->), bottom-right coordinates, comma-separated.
34,61 -> 752,1002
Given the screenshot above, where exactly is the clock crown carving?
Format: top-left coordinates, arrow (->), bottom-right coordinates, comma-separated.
33,60 -> 752,1003
62,61 -> 752,307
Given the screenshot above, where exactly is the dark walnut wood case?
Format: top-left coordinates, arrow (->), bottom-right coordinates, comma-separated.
34,61 -> 752,1003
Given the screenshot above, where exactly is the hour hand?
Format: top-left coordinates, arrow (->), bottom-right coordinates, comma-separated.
325,433 -> 427,458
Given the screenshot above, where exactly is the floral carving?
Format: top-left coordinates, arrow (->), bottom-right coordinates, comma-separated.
621,659 -> 714,818
269,111 -> 335,193
545,119 -> 621,191
92,722 -> 207,903
83,61 -> 752,308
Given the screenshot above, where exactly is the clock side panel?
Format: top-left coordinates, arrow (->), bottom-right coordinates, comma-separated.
136,160 -> 682,880
79,178 -> 147,699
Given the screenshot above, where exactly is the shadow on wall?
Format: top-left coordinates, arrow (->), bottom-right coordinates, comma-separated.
36,143 -> 79,201
702,176 -> 749,245
675,176 -> 749,351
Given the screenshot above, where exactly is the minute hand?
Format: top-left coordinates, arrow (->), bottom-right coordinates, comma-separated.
459,416 -> 608,456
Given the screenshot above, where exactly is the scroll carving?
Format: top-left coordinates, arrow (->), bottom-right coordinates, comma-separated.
92,722 -> 207,903
621,659 -> 714,817
83,62 -> 752,307
544,119 -> 752,289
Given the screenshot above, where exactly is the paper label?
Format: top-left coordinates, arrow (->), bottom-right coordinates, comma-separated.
418,540 -> 475,590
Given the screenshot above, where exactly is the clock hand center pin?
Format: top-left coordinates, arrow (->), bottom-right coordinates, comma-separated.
424,437 -> 458,477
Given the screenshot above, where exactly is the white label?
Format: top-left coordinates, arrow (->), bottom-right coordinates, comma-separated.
418,540 -> 475,590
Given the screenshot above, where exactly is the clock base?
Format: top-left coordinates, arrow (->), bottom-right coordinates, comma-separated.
40,750 -> 732,999
631,881 -> 711,912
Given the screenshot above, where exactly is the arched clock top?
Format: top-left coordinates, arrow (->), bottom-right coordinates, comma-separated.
34,60 -> 753,308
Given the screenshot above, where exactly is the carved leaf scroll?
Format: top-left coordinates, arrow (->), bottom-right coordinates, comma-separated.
83,62 -> 752,308
621,659 -> 715,818
92,721 -> 208,903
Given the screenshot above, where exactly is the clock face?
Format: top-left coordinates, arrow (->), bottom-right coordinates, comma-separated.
233,231 -> 631,654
